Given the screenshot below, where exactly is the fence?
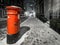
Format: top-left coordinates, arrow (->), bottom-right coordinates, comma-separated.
0,8 -> 6,18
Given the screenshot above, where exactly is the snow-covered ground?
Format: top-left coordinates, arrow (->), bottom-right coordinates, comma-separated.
0,17 -> 60,45
20,17 -> 60,45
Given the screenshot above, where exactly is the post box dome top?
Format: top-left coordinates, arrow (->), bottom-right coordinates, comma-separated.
6,6 -> 22,10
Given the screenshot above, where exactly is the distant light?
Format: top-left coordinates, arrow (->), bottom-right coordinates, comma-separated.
24,11 -> 29,16
30,4 -> 33,6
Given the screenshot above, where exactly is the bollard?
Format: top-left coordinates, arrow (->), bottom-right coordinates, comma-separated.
6,6 -> 22,44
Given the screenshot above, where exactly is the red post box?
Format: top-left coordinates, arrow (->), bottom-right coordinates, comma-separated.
6,6 -> 22,44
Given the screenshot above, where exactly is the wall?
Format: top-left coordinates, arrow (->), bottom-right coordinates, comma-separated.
44,0 -> 60,20
44,0 -> 51,20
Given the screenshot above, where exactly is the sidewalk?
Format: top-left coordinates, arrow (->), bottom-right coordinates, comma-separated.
20,17 -> 60,45
1,17 -> 60,45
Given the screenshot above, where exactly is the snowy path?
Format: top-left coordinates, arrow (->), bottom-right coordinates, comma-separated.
20,17 -> 60,45
1,17 -> 60,45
